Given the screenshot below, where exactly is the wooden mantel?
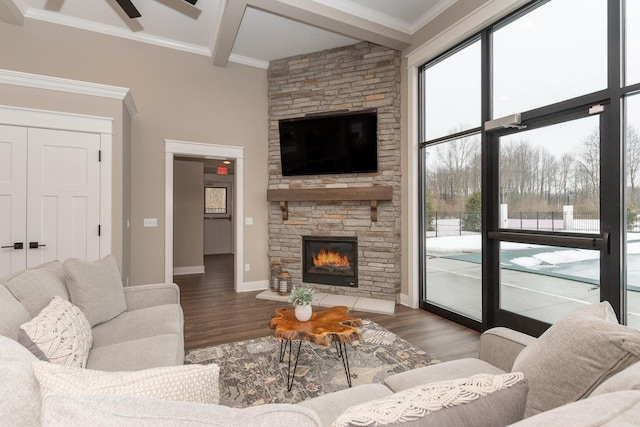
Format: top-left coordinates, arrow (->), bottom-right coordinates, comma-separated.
267,186 -> 393,222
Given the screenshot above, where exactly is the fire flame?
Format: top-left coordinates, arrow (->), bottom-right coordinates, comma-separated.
313,248 -> 350,267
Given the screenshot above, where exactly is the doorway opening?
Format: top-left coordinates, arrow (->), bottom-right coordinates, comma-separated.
165,140 -> 244,291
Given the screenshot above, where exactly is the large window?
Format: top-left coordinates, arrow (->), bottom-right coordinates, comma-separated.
419,0 -> 635,334
627,94 -> 640,328
627,0 -> 640,86
492,0 -> 607,118
420,40 -> 482,324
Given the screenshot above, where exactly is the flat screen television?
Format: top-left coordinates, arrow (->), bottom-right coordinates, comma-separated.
278,109 -> 378,176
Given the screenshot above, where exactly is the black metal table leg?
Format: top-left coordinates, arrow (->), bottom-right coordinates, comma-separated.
337,342 -> 352,387
283,340 -> 303,392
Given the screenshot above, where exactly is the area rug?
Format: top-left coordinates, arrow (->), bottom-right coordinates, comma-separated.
185,320 -> 439,407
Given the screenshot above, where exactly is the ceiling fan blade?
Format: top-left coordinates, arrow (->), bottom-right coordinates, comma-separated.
183,0 -> 198,4
115,0 -> 141,18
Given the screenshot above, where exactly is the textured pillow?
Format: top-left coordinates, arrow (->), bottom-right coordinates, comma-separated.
332,373 -> 527,427
0,285 -> 31,340
508,390 -> 640,427
63,255 -> 127,327
33,361 -> 220,404
512,301 -> 640,417
0,336 -> 42,426
18,296 -> 93,368
591,361 -> 640,396
41,393 -> 321,427
4,260 -> 69,317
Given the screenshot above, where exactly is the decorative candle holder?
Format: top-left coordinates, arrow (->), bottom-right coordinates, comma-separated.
270,263 -> 282,292
277,271 -> 292,296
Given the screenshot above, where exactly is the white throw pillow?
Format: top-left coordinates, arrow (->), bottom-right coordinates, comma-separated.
32,361 -> 220,404
18,296 -> 93,368
332,372 -> 526,427
63,255 -> 127,327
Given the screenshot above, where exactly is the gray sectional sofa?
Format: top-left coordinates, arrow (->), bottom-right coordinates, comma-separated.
0,257 -> 184,371
2,259 -> 640,426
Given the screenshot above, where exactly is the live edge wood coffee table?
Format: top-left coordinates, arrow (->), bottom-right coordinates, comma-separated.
269,306 -> 363,391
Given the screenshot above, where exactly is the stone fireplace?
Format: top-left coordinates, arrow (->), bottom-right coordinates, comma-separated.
267,42 -> 401,302
303,236 -> 358,287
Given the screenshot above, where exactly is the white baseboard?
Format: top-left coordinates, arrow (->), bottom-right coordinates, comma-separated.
173,265 -> 205,276
237,279 -> 269,292
399,293 -> 418,309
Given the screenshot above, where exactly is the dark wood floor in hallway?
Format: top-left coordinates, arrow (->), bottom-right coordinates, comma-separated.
174,254 -> 480,362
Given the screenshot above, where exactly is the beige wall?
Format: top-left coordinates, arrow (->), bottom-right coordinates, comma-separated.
173,159 -> 204,269
0,18 -> 269,285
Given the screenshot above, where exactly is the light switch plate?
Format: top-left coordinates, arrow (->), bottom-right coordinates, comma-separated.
143,218 -> 157,227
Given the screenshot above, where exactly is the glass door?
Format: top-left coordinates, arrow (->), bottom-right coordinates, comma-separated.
487,107 -> 612,334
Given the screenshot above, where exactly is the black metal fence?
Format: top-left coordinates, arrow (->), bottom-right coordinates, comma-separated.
425,211 -> 628,237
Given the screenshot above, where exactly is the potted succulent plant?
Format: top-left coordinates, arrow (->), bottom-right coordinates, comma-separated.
290,285 -> 314,322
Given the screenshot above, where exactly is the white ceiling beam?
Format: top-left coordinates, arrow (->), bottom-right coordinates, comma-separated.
212,0 -> 412,68
212,0 -> 249,67
0,0 -> 24,25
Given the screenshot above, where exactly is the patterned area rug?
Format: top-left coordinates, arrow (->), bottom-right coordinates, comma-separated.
185,320 -> 439,407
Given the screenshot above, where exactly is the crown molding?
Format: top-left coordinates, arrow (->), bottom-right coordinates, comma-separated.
25,8 -> 212,58
410,0 -> 458,34
406,0 -> 530,68
309,0 -> 457,35
228,53 -> 270,69
0,68 -> 138,116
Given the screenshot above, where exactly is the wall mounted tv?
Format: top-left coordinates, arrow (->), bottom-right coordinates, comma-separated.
278,109 -> 378,176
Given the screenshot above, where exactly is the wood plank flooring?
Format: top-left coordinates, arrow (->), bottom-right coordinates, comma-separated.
174,254 -> 480,362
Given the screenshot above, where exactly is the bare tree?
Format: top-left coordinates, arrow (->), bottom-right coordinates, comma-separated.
626,125 -> 640,207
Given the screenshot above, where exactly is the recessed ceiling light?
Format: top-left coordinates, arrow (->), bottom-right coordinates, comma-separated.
223,160 -> 231,164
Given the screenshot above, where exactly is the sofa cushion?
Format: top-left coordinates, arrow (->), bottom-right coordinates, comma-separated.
512,301 -> 640,417
92,303 -> 183,348
384,358 -> 505,392
509,390 -> 640,427
64,255 -> 127,327
0,284 -> 30,340
41,393 -> 322,427
333,373 -> 527,427
4,260 -> 69,317
18,296 -> 93,368
87,333 -> 184,371
591,361 -> 640,396
0,335 -> 41,426
33,361 -> 220,404
299,383 -> 393,427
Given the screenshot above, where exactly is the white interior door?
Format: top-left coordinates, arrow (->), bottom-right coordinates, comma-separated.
26,128 -> 101,268
0,125 -> 27,274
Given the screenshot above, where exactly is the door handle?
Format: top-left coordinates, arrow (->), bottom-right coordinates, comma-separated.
1,242 -> 23,250
29,242 -> 47,249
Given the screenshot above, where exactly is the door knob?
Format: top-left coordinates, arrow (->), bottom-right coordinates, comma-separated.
29,242 -> 47,249
1,242 -> 23,250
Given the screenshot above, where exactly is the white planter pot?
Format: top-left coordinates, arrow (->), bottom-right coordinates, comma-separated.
295,304 -> 312,322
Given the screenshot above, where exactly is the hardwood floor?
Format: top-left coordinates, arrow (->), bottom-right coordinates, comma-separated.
174,254 -> 480,362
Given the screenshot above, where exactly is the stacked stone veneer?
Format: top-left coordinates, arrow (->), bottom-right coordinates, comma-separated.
268,42 -> 401,302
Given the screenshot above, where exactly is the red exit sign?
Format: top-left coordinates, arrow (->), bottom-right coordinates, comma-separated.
217,166 -> 228,175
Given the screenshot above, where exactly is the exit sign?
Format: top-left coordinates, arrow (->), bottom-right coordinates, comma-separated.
217,166 -> 228,175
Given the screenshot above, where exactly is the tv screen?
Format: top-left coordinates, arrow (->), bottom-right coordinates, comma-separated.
278,109 -> 378,176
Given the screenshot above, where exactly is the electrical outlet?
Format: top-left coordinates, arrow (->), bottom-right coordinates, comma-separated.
245,217 -> 253,225
143,218 -> 158,227
244,263 -> 251,272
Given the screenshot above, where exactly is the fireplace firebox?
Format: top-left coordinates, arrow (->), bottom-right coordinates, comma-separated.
302,236 -> 357,287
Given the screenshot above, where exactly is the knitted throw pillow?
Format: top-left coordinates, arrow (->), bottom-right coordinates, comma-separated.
18,296 -> 93,368
333,372 -> 527,427
33,361 -> 220,404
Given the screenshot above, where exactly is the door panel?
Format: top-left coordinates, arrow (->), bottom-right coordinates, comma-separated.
26,128 -> 101,267
490,110 -> 606,333
0,125 -> 27,275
